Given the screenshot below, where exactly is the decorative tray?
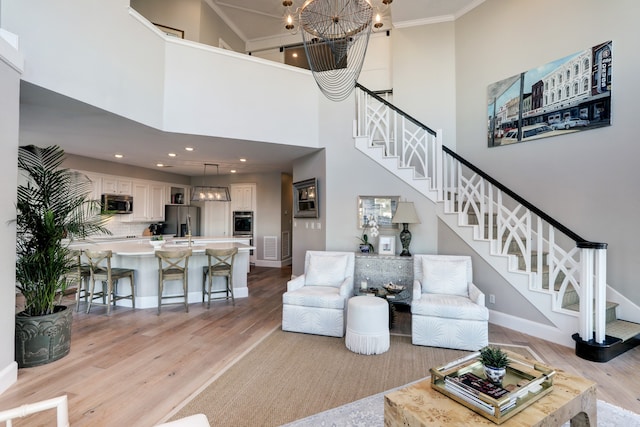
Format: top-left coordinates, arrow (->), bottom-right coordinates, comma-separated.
430,349 -> 555,424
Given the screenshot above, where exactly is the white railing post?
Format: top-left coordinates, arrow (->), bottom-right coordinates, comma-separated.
435,129 -> 443,201
594,248 -> 607,343
579,247 -> 594,342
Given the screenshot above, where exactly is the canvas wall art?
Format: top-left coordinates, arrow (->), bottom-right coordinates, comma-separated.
487,41 -> 612,147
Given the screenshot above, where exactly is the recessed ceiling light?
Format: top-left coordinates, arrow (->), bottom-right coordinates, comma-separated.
156,163 -> 165,167
240,158 -> 247,162
230,169 -> 237,173
114,154 -> 124,159
168,153 -> 177,157
185,147 -> 194,152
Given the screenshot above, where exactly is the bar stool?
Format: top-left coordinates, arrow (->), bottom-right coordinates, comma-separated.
84,250 -> 136,315
202,247 -> 238,308
68,249 -> 91,312
156,249 -> 192,314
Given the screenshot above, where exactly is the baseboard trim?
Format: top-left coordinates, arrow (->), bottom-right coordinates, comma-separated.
254,259 -> 292,268
489,309 -> 574,348
0,361 -> 18,396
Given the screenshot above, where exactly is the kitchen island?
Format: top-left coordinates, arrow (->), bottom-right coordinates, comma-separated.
70,237 -> 254,310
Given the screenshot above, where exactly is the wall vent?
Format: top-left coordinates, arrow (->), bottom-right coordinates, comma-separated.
282,231 -> 291,258
264,236 -> 278,260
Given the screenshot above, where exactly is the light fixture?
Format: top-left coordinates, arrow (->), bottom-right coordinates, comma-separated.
281,0 -> 392,102
168,153 -> 177,157
191,163 -> 231,202
114,154 -> 124,159
391,201 -> 421,256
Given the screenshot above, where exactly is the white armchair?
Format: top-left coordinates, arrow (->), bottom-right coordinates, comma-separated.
411,255 -> 489,351
282,251 -> 355,337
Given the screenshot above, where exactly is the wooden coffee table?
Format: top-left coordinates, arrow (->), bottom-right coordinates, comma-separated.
384,369 -> 597,426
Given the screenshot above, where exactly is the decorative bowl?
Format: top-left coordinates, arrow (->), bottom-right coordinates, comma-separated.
383,283 -> 405,293
149,239 -> 165,249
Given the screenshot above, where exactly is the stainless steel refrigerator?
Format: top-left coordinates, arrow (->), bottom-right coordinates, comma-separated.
163,205 -> 200,237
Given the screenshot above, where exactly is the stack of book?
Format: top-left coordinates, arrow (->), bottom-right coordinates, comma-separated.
444,372 -> 516,416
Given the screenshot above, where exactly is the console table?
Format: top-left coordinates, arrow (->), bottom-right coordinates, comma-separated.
354,253 -> 413,294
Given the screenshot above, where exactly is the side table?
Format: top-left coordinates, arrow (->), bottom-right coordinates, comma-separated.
384,369 -> 597,426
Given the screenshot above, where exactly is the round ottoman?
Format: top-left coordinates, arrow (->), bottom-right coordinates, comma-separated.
345,296 -> 390,355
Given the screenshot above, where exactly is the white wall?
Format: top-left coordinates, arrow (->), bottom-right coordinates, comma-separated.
0,30 -> 21,394
454,0 -> 640,307
1,0 -> 321,150
392,22 -> 457,149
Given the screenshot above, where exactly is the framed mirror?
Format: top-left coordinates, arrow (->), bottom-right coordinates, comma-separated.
293,178 -> 318,218
357,196 -> 399,229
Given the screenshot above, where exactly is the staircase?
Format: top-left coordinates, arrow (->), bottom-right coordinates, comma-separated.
353,83 -> 640,362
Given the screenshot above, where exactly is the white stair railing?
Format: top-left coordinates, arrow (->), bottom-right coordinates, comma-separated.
354,84 -> 608,345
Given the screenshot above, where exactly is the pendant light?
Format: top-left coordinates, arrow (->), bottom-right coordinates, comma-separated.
191,163 -> 231,202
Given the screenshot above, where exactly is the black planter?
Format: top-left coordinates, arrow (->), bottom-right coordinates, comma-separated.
15,305 -> 72,368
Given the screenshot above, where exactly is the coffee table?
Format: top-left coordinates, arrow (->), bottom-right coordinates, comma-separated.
384,369 -> 596,426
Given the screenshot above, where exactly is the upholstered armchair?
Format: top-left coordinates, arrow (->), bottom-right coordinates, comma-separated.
282,251 -> 355,337
411,255 -> 489,351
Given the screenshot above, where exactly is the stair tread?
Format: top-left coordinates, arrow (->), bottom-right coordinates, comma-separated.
564,301 -> 618,312
605,319 -> 640,341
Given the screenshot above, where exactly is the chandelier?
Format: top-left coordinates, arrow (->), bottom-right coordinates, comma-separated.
191,163 -> 231,202
282,0 -> 393,102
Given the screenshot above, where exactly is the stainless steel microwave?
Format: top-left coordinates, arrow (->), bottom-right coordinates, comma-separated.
101,194 -> 133,214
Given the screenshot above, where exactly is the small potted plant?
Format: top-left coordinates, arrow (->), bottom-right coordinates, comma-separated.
356,217 -> 378,253
479,345 -> 510,384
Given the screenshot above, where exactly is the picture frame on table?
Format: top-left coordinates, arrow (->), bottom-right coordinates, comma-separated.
378,235 -> 395,255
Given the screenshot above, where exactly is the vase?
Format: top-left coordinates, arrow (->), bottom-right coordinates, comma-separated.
484,365 -> 506,384
15,305 -> 73,368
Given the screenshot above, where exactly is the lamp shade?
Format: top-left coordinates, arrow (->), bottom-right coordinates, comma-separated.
392,201 -> 420,224
191,186 -> 231,202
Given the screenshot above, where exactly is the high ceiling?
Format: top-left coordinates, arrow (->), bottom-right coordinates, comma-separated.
18,0 -> 482,177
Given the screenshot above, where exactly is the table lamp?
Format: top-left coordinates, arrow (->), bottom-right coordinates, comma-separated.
392,201 -> 421,256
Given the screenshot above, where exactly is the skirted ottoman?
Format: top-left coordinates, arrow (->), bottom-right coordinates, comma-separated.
345,296 -> 389,355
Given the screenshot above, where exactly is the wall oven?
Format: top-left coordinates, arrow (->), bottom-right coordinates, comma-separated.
233,211 -> 253,236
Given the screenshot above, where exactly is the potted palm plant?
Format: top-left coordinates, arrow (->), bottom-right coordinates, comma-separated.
15,145 -> 110,368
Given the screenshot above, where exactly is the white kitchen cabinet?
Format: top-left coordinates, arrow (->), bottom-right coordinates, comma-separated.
102,177 -> 132,195
149,184 -> 166,221
82,172 -> 103,203
126,182 -> 149,222
230,183 -> 256,212
169,185 -> 189,205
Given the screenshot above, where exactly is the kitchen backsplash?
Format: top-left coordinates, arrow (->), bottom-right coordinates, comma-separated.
102,216 -> 152,238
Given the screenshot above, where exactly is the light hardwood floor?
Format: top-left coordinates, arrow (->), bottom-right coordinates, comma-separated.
3,266 -> 639,426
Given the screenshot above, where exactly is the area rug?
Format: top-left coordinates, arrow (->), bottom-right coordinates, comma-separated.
167,327 -> 550,426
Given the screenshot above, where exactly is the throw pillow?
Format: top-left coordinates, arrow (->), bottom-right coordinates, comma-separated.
422,257 -> 468,297
305,254 -> 349,287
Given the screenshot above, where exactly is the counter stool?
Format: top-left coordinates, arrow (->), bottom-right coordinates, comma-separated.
67,249 -> 91,312
202,247 -> 238,308
84,250 -> 136,315
345,296 -> 390,355
156,249 -> 192,314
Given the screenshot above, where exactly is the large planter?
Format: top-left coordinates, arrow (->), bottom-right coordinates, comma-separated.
15,305 -> 72,368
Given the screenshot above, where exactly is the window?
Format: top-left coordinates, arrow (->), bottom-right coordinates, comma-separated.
558,74 -> 562,84
544,81 -> 548,91
551,93 -> 555,102
574,64 -> 579,76
583,78 -> 589,92
566,69 -> 570,80
574,82 -> 579,95
557,89 -> 561,100
551,78 -> 555,88
565,86 -> 570,98
583,58 -> 590,71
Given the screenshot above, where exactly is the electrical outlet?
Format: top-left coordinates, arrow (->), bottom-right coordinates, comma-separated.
489,294 -> 496,304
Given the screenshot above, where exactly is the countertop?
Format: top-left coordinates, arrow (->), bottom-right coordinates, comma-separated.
69,236 -> 254,256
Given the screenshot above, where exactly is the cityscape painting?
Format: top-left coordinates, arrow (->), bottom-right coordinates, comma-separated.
487,41 -> 612,147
